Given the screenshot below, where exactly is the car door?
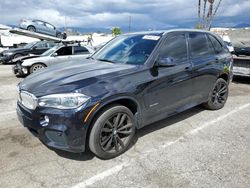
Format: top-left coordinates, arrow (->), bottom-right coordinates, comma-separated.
142,32 -> 194,125
34,20 -> 46,34
50,46 -> 73,65
187,32 -> 219,104
45,23 -> 56,36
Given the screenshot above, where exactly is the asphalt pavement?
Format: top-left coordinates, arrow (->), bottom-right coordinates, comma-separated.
0,65 -> 250,188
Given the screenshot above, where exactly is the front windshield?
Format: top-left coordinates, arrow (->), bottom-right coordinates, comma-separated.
24,41 -> 37,49
41,45 -> 59,56
92,34 -> 162,65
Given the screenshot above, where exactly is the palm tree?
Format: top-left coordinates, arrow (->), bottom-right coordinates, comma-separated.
208,0 -> 223,29
206,0 -> 214,29
203,0 -> 208,24
198,0 -> 201,22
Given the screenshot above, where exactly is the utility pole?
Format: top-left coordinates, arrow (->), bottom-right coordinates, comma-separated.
128,16 -> 131,33
64,16 -> 67,33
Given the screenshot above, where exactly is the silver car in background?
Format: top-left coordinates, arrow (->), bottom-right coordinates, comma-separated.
19,19 -> 67,39
13,43 -> 95,76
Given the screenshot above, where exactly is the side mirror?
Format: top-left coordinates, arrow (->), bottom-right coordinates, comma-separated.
32,46 -> 37,50
52,53 -> 58,57
157,57 -> 176,67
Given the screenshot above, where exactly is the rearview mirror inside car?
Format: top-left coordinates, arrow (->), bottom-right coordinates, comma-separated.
157,57 -> 176,67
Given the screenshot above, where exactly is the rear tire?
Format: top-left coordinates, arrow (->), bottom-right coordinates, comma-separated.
203,78 -> 229,110
30,63 -> 46,74
89,105 -> 136,159
27,26 -> 36,32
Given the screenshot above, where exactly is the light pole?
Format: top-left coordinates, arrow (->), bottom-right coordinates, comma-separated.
129,16 -> 131,33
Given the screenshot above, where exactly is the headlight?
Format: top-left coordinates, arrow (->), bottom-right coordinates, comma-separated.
3,52 -> 13,56
38,93 -> 90,109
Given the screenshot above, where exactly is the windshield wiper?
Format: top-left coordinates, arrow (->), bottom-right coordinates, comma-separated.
97,58 -> 115,64
87,56 -> 95,60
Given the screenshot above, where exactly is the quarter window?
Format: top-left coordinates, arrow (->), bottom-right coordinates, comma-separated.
208,34 -> 223,53
74,46 -> 89,55
159,34 -> 188,63
189,33 -> 215,58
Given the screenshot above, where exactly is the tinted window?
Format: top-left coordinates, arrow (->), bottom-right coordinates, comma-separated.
159,34 -> 188,63
45,23 -> 54,30
34,20 -> 44,25
189,33 -> 215,58
208,34 -> 223,53
34,42 -> 46,49
56,46 -> 72,56
74,46 -> 89,54
45,42 -> 56,48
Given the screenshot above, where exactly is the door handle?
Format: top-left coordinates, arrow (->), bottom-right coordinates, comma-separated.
185,66 -> 192,71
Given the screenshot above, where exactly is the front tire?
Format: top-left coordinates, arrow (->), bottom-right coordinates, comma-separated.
203,78 -> 229,110
89,105 -> 136,159
27,26 -> 36,32
29,63 -> 46,74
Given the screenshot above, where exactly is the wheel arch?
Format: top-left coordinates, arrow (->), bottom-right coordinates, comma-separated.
85,96 -> 141,148
28,62 -> 47,73
27,25 -> 36,30
218,73 -> 229,83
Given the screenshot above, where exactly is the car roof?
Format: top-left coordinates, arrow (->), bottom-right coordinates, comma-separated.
32,19 -> 55,26
125,29 -> 214,36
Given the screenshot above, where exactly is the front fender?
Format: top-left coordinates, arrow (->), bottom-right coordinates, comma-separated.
86,94 -> 143,129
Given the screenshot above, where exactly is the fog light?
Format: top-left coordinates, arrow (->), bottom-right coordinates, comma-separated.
40,115 -> 49,127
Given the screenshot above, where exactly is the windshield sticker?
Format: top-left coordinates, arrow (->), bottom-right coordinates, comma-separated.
142,35 -> 160,41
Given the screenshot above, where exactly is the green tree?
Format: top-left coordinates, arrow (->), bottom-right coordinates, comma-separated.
112,27 -> 121,36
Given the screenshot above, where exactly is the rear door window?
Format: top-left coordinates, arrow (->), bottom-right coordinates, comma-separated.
45,23 -> 55,30
74,46 -> 89,55
56,46 -> 72,56
159,33 -> 188,64
189,33 -> 215,58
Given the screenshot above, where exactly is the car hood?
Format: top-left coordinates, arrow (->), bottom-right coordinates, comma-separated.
13,54 -> 39,63
22,56 -> 51,66
19,59 -> 137,97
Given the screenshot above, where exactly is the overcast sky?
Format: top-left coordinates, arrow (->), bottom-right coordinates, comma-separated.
0,0 -> 250,30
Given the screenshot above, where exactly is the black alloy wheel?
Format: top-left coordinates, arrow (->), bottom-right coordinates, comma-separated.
204,78 -> 229,110
100,112 -> 133,153
89,105 -> 136,159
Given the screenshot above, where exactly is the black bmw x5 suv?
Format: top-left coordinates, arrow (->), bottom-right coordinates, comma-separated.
17,29 -> 233,159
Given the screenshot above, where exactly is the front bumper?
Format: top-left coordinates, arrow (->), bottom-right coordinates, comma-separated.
0,55 -> 12,64
12,63 -> 28,76
16,102 -> 93,153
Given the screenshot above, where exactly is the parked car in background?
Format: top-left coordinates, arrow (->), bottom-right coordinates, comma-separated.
234,46 -> 250,56
233,55 -> 250,77
0,41 -> 56,64
19,19 -> 67,39
17,30 -> 233,159
13,43 -> 94,76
